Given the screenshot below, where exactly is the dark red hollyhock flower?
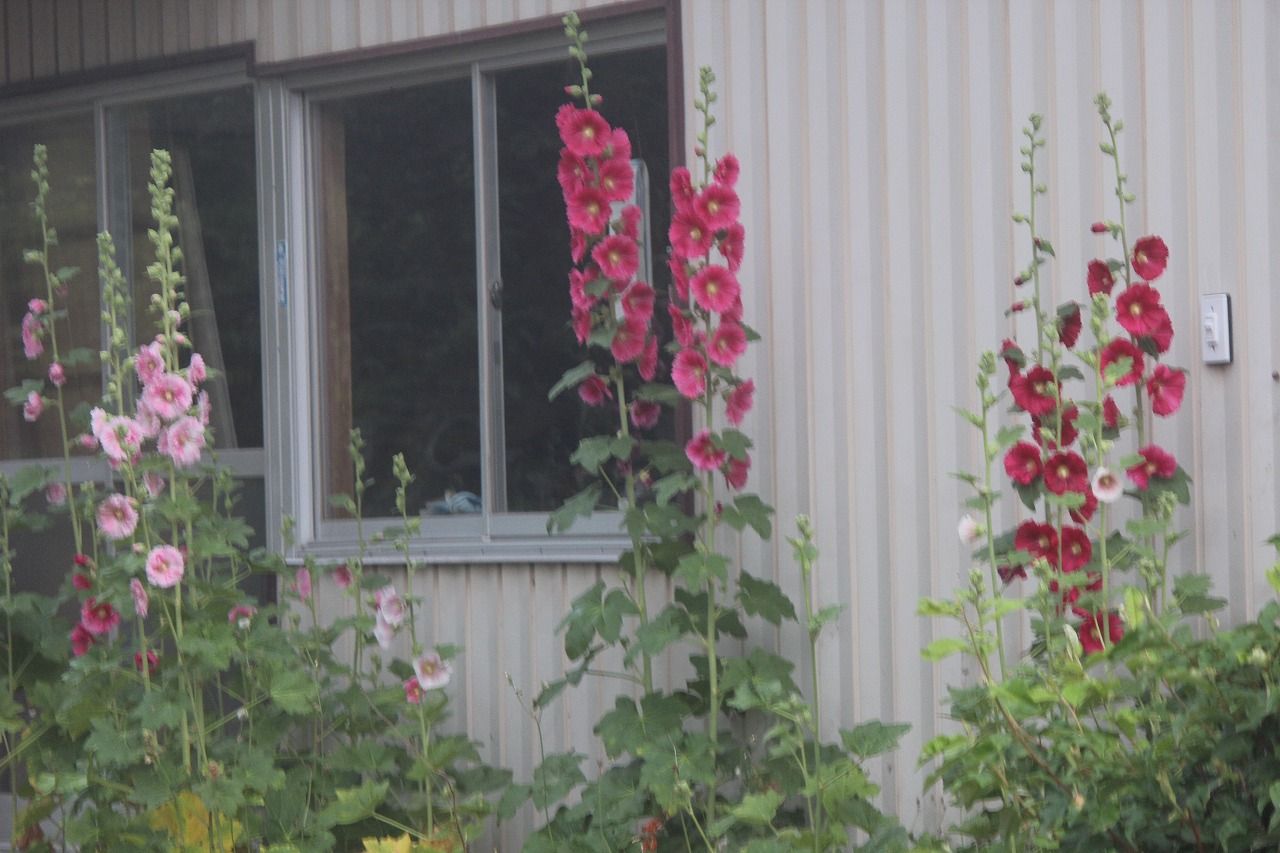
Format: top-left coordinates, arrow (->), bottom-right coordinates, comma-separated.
1069,487 -> 1098,524
1146,313 -> 1174,354
1090,222 -> 1109,234
1004,441 -> 1043,485
1000,338 -> 1026,376
1058,525 -> 1092,573
1076,609 -> 1125,655
1127,444 -> 1177,490
1015,520 -> 1059,567
1102,395 -> 1121,429
1009,365 -> 1059,415
1044,451 -> 1089,495
1033,403 -> 1079,449
1087,259 -> 1115,296
1147,365 -> 1186,417
998,563 -> 1028,584
1115,283 -> 1171,338
1131,235 -> 1169,281
629,400 -> 661,430
1057,303 -> 1082,348
72,573 -> 93,591
1099,338 -> 1145,386
134,649 -> 159,675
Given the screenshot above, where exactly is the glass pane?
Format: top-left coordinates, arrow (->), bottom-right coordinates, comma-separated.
0,114 -> 101,460
319,79 -> 479,518
495,46 -> 671,512
115,88 -> 262,449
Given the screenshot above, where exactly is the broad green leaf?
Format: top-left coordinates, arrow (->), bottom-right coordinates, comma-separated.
731,790 -> 784,826
571,436 -> 617,472
530,753 -> 586,809
270,668 -> 319,715
548,360 -> 596,401
737,572 -> 797,625
840,720 -> 911,759
720,494 -> 774,539
675,551 -> 729,587
317,781 -> 389,827
716,429 -> 752,460
922,637 -> 969,662
995,424 -> 1025,450
635,383 -> 682,405
653,472 -> 697,505
547,483 -> 603,534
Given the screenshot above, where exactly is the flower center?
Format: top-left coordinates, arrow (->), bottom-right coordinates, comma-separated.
1129,303 -> 1142,316
690,227 -> 702,240
1057,465 -> 1069,479
582,127 -> 595,140
707,200 -> 720,214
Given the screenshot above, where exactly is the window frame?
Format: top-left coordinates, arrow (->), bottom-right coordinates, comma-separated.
265,10 -> 674,565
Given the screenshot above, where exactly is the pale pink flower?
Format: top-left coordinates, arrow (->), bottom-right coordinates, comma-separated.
130,578 -> 149,618
22,392 -> 43,423
725,379 -> 755,426
27,298 -> 47,314
188,353 -> 206,385
134,342 -> 165,386
294,567 -> 313,601
145,545 -> 185,588
374,586 -> 405,627
21,312 -> 43,360
373,613 -> 396,650
227,604 -> 256,629
672,349 -> 708,399
143,472 -> 166,498
96,415 -> 143,464
80,597 -> 120,636
142,373 -> 194,421
158,416 -> 205,468
45,482 -> 67,506
1091,467 -> 1124,504
685,430 -> 727,472
332,563 -> 353,589
415,651 -> 453,690
77,432 -> 98,450
196,391 -> 211,426
957,514 -> 981,545
134,399 -> 162,439
97,494 -> 138,540
48,362 -> 65,387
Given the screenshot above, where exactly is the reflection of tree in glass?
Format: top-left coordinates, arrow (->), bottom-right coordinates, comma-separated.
496,47 -> 673,512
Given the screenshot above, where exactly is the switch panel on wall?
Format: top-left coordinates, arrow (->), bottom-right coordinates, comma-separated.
1200,293 -> 1232,365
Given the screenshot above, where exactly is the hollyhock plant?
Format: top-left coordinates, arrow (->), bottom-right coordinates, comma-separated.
693,183 -> 740,231
72,573 -> 92,591
130,578 -> 149,618
45,482 -> 67,506
669,210 -> 714,260
374,586 -> 405,628
685,430 -> 728,472
592,234 -> 639,282
70,624 -> 95,657
157,415 -> 205,467
672,349 -> 708,399
1015,520 -> 1058,566
22,391 -> 43,423
708,321 -> 747,367
135,341 -> 165,385
724,454 -> 750,491
690,265 -> 740,314
332,563 -> 353,589
48,361 -> 65,387
957,514 -> 981,545
725,379 -> 755,426
227,604 -> 256,629
578,375 -> 612,407
1075,609 -> 1125,655
134,650 -> 160,675
188,353 -> 206,385
629,400 -> 661,430
622,282 -> 656,324
294,568 -> 313,601
556,105 -> 611,158
1069,488 -> 1098,524
1091,467 -> 1123,503
1057,303 -> 1082,348
403,678 -> 424,705
142,372 -> 194,421
1058,526 -> 1092,574
145,544 -> 185,588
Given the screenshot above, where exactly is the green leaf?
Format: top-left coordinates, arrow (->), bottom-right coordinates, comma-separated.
675,551 -> 729,587
653,472 -> 697,505
731,790 -> 784,826
635,383 -> 682,405
1103,357 -> 1134,386
548,360 -> 596,401
737,572 -> 797,625
716,429 -> 753,460
497,783 -> 531,821
1058,364 -> 1085,382
595,697 -> 642,757
531,753 -> 586,809
922,637 -> 969,662
995,424 -> 1025,450
317,780 -> 389,827
547,483 -> 602,534
627,604 -> 690,663
720,494 -> 774,539
570,436 -> 616,472
270,668 -> 319,715
1013,480 -> 1040,511
840,721 -> 910,759
918,598 -> 962,618
810,604 -> 843,635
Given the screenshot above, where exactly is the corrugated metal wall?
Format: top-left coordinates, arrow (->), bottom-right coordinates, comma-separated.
5,0 -> 1280,846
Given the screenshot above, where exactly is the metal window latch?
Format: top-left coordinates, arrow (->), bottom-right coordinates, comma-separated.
489,279 -> 503,310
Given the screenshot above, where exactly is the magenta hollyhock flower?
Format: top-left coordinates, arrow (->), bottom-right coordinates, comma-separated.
568,269 -> 594,311
570,229 -> 587,264
690,265 -> 740,315
294,567 -> 313,601
724,453 -> 750,491
145,545 -> 185,589
672,349 -> 708,399
45,482 -> 67,507
188,353 -> 207,385
578,375 -> 612,407
404,677 -> 424,705
1057,303 -> 1082,348
1115,283 -> 1170,338
638,335 -> 658,381
622,282 -> 656,324
1102,396 -> 1120,429
611,316 -> 648,363
557,149 -> 589,196
1059,526 -> 1092,574
597,157 -> 635,203
1009,366 -> 1058,416
142,373 -> 194,421
22,391 -> 43,423
1015,520 -> 1058,566
48,362 -> 66,387
708,321 -> 747,368
228,604 -> 256,629
332,563 -> 353,589
80,598 -> 120,636
620,204 -> 642,240
1032,404 -> 1079,450
593,235 -> 639,282
685,430 -> 727,472
1076,610 -> 1124,655
725,379 -> 755,426
1091,467 -> 1123,503
415,651 -> 453,690
1043,451 -> 1088,495
70,624 -> 94,657
1146,313 -> 1174,353
97,494 -> 139,540
668,257 -> 690,301
607,127 -> 631,161
1099,339 -> 1145,387
1069,487 -> 1098,524
1147,365 -> 1186,416
158,416 -> 206,468
1087,259 -> 1115,296
72,573 -> 92,591
572,306 -> 592,345
629,400 -> 661,430
669,304 -> 695,347
130,578 -> 149,618
693,183 -> 740,232
670,167 -> 695,213
21,312 -> 43,360
134,649 -> 159,675
1004,441 -> 1042,485
719,221 -> 745,272
714,153 -> 740,187
567,186 -> 612,234
669,210 -> 713,260
1131,235 -> 1169,280
556,106 -> 611,158
1128,445 -> 1177,490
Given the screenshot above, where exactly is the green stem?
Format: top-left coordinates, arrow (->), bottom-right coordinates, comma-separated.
978,394 -> 1009,677
615,373 -> 654,695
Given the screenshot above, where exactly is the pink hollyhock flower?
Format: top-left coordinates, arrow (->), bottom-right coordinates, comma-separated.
1099,339 -> 1144,387
578,375 -> 612,407
135,649 -> 159,675
1131,235 -> 1169,280
719,222 -> 745,272
690,265 -> 740,315
957,514 -> 981,545
70,624 -> 94,657
97,494 -> 139,540
668,257 -> 690,301
619,204 -> 642,240
1059,526 -> 1092,574
294,568 -> 313,601
404,677 -> 424,704
1015,520 -> 1058,566
134,400 -> 162,439
611,316 -> 648,363
1146,313 -> 1174,353
669,210 -> 713,260
1090,222 -> 1109,234
724,453 -> 750,491
96,415 -> 144,464
158,416 -> 206,468
670,167 -> 695,213
228,604 -> 256,629
1128,445 -> 1177,490
1115,283 -> 1170,338
196,390 -> 211,426
672,349 -> 708,399
1009,366 -> 1058,416
593,235 -> 639,282
622,282 -> 655,324
48,362 -> 65,387
80,598 -> 120,636
708,321 -> 747,367
142,373 -> 194,421
72,573 -> 92,591
607,127 -> 631,161
45,482 -> 67,506
1057,303 -> 1082,348
556,106 -> 611,158
28,298 -> 47,315
374,586 -> 405,627
1087,260 -> 1115,296
714,153 -> 740,187
557,149 -> 589,196
77,432 -> 97,450
143,472 -> 166,498
1044,451 -> 1089,495
629,400 -> 661,430
134,342 -> 165,386
21,312 -> 43,360
373,613 -> 396,650
597,157 -> 635,203
22,391 -> 43,423
1076,610 -> 1124,655
1147,365 -> 1186,416
685,430 -> 727,472
188,353 -> 207,385
130,578 -> 149,618
333,563 -> 353,589
145,545 -> 185,588
570,229 -> 587,264
693,184 -> 740,232
415,651 -> 453,690
568,269 -> 594,310
1092,467 -> 1123,503
1004,441 -> 1042,485
669,304 -> 695,347
638,335 -> 658,381
567,186 -> 612,234
572,306 -> 592,345
725,379 -> 755,426
1102,396 -> 1120,429
1070,487 -> 1098,524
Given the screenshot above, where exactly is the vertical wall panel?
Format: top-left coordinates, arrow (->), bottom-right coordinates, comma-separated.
7,0 -> 32,82
54,0 -> 81,74
29,0 -> 56,77
134,0 -> 162,59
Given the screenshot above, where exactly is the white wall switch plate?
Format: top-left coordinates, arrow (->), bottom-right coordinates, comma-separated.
1200,293 -> 1232,365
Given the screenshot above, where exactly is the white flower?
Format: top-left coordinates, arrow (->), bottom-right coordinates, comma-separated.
414,651 -> 453,691
373,613 -> 396,650
957,513 -> 982,545
374,585 -> 405,627
1091,466 -> 1123,503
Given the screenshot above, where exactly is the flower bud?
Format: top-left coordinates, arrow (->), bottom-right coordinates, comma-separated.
1090,222 -> 1108,234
